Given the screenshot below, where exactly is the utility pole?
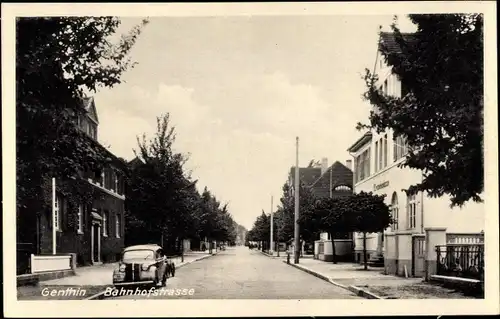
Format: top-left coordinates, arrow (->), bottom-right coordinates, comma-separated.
294,136 -> 300,264
329,165 -> 333,198
277,214 -> 280,257
270,195 -> 274,255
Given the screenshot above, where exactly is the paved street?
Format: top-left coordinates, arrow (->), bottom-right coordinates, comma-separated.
108,246 -> 361,299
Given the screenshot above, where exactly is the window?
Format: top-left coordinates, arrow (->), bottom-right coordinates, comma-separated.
364,148 -> 370,177
334,185 -> 351,191
77,204 -> 84,234
383,134 -> 388,168
356,148 -> 371,182
116,213 -> 121,238
90,124 -> 97,139
104,169 -> 112,190
407,193 -> 417,229
354,156 -> 359,183
378,139 -> 383,171
391,192 -> 399,231
374,141 -> 379,172
54,195 -> 62,231
122,250 -> 154,262
393,134 -> 409,161
358,154 -> 364,181
102,211 -> 108,237
114,171 -> 119,193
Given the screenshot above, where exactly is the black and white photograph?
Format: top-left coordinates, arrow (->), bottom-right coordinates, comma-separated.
2,1 -> 498,317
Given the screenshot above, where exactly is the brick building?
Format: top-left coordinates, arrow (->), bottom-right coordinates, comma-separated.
17,97 -> 127,273
287,158 -> 354,261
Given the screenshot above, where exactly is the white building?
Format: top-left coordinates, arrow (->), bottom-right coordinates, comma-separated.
347,32 -> 484,278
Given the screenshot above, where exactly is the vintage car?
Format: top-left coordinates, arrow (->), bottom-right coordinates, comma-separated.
113,244 -> 173,287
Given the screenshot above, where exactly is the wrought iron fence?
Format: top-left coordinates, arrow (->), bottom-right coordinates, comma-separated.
436,244 -> 484,281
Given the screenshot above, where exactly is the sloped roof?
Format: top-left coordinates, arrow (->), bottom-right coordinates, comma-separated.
347,132 -> 372,153
129,156 -> 144,168
379,31 -> 417,54
309,161 -> 353,199
289,167 -> 322,188
82,96 -> 99,124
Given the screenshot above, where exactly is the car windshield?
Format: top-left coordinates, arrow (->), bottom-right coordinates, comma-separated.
122,249 -> 155,261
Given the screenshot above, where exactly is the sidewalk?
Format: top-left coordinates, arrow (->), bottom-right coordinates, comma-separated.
280,257 -> 476,299
258,250 -> 314,259
17,251 -> 215,300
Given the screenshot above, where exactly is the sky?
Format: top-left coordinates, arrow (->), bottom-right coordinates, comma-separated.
94,15 -> 417,230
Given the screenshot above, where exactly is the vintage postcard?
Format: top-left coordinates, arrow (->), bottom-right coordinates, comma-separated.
2,1 -> 499,317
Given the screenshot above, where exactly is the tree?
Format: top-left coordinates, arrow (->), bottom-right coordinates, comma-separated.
198,188 -> 218,253
126,114 -> 196,254
310,197 -> 350,264
17,17 -> 148,243
277,182 -> 317,250
248,211 -> 271,251
346,192 -> 392,270
360,14 -> 483,207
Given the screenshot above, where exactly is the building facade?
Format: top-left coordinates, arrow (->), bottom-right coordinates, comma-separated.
18,97 -> 127,271
309,159 -> 354,262
288,159 -> 355,261
347,32 -> 484,276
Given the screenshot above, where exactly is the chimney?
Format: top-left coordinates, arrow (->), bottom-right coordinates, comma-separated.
321,158 -> 328,175
346,159 -> 352,171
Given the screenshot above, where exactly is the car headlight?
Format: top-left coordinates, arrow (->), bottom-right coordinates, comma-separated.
142,264 -> 150,271
119,264 -> 126,272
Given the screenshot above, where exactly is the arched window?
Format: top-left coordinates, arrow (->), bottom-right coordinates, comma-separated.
391,192 -> 398,231
407,193 -> 417,229
334,185 -> 352,191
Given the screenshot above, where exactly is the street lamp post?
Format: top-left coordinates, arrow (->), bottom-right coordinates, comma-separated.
294,136 -> 300,264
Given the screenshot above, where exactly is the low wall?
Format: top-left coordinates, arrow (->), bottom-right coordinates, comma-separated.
314,240 -> 353,261
30,254 -> 73,273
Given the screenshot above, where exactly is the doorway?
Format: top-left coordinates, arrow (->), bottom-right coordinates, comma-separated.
412,235 -> 425,277
91,222 -> 101,264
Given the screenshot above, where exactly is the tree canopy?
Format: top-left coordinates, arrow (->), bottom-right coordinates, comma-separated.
17,17 -> 149,211
346,192 -> 391,269
307,197 -> 351,263
126,114 -> 240,253
16,17 -> 149,245
275,182 -> 317,244
360,14 -> 484,207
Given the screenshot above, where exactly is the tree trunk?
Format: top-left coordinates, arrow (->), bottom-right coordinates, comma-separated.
329,232 -> 337,264
363,232 -> 368,270
181,239 -> 184,262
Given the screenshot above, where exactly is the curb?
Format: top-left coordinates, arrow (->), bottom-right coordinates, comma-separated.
85,253 -> 219,300
347,285 -> 384,299
258,250 -> 280,258
282,260 -> 384,299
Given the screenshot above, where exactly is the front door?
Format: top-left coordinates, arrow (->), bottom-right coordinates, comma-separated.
412,236 -> 425,277
92,224 -> 101,263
